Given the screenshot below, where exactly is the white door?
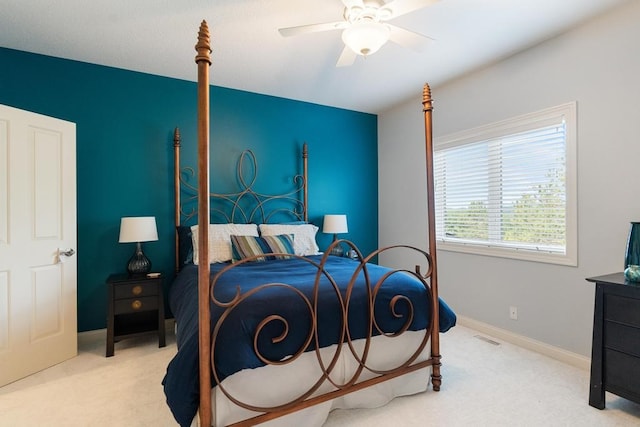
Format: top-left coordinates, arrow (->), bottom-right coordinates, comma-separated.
0,104 -> 77,386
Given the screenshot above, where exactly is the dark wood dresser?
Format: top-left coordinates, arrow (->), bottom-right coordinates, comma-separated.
106,273 -> 165,357
586,273 -> 640,409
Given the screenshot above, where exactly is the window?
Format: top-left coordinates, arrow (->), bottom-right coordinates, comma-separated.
434,102 -> 577,265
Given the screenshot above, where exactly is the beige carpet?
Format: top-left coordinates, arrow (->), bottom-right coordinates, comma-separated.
1,324 -> 638,426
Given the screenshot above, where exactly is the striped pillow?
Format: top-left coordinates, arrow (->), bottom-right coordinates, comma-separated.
230,234 -> 295,262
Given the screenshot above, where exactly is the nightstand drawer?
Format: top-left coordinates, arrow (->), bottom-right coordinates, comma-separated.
604,321 -> 640,357
114,296 -> 158,315
113,281 -> 159,299
605,294 -> 640,328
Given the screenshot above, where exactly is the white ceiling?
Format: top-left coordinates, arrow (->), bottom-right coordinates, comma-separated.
0,0 -> 627,114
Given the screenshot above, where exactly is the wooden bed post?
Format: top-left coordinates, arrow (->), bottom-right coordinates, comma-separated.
173,127 -> 181,274
195,21 -> 213,427
422,83 -> 441,391
302,142 -> 308,222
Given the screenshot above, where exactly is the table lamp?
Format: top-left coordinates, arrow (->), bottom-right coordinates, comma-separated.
323,214 -> 348,257
119,216 -> 158,276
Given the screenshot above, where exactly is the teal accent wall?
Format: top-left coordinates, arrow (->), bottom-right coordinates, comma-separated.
0,47 -> 378,331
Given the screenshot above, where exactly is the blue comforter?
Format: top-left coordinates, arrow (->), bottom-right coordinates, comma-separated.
162,255 -> 456,426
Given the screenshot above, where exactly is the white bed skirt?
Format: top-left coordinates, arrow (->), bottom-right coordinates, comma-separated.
192,330 -> 432,426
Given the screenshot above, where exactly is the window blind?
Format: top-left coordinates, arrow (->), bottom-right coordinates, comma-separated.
434,117 -> 568,255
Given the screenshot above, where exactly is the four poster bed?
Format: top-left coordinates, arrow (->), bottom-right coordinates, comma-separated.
162,21 -> 456,427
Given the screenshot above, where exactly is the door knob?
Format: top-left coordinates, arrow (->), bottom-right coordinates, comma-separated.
59,248 -> 75,257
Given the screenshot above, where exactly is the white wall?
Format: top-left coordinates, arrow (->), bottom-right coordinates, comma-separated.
378,0 -> 640,357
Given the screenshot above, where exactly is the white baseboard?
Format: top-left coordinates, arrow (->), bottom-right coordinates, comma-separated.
456,315 -> 591,371
78,328 -> 105,338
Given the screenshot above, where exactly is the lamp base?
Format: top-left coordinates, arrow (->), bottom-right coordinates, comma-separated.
127,242 -> 151,276
329,234 -> 344,257
330,246 -> 344,257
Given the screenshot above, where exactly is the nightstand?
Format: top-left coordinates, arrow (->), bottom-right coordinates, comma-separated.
106,273 -> 166,357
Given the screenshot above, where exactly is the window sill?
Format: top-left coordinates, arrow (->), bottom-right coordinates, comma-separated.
438,241 -> 577,266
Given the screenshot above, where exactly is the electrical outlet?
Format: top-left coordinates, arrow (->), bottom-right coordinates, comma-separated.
509,306 -> 518,320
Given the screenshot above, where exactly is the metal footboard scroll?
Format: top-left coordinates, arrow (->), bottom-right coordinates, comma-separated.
209,243 -> 438,427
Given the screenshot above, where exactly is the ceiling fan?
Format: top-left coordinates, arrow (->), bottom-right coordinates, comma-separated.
278,0 -> 439,67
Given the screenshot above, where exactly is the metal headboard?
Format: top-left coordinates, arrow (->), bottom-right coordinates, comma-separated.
173,127 -> 309,269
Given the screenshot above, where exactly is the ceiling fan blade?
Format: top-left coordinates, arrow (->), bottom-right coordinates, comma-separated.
336,46 -> 357,67
383,0 -> 440,19
278,21 -> 347,37
388,24 -> 434,52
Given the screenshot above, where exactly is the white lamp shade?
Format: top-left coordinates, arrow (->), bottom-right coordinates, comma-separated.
323,214 -> 348,234
118,216 -> 158,243
342,21 -> 390,56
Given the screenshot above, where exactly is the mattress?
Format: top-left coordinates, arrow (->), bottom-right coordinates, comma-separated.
200,330 -> 432,426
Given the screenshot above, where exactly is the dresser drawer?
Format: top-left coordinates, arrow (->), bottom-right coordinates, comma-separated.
604,349 -> 640,396
113,281 -> 159,299
114,296 -> 158,315
604,294 -> 640,328
604,321 -> 640,357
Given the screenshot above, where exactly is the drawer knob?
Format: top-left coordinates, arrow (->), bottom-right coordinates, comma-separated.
131,300 -> 143,310
132,285 -> 143,296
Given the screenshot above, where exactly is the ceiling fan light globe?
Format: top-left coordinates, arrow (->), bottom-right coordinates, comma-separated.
342,21 -> 390,56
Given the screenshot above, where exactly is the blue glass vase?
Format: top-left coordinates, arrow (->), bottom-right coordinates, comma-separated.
624,222 -> 640,269
624,265 -> 640,282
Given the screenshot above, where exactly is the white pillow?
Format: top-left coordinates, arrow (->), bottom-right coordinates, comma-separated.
191,224 -> 258,264
259,224 -> 320,256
